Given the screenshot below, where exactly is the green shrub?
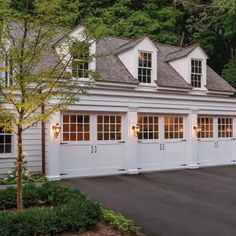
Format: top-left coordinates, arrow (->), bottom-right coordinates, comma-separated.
0,182 -> 102,236
102,209 -> 139,235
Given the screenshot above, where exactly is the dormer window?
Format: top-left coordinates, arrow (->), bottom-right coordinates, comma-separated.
138,51 -> 152,83
71,42 -> 89,78
191,59 -> 202,88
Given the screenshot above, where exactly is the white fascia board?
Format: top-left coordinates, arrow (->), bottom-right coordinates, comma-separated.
95,81 -> 138,89
156,86 -> 191,93
206,90 -> 235,96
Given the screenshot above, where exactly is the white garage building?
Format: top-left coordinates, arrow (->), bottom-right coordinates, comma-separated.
1,25 -> 236,179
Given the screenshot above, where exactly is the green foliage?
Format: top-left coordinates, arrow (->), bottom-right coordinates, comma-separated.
0,182 -> 101,236
81,0 -> 180,45
223,59 -> 236,89
102,208 -> 139,235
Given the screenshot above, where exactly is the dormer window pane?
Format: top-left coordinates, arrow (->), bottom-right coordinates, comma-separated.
191,59 -> 202,88
71,42 -> 89,78
138,51 -> 152,83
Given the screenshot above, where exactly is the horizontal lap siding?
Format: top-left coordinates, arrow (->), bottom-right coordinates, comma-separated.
0,124 -> 42,178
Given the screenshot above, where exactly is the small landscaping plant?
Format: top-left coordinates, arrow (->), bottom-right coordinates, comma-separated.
0,153 -> 47,185
0,182 -> 101,236
102,209 -> 139,235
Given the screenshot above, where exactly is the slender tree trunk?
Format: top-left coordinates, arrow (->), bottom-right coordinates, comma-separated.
17,126 -> 23,210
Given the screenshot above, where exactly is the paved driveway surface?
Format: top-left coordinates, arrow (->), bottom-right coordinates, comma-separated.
63,166 -> 236,236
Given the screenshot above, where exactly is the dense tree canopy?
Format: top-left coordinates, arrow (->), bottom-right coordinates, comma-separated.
76,0 -> 236,88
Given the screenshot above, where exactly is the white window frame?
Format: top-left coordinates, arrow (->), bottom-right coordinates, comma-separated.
62,114 -> 90,142
97,115 -> 122,141
164,116 -> 184,140
138,114 -> 159,140
138,51 -> 152,84
218,117 -> 233,139
0,129 -> 14,157
197,116 -> 214,139
191,58 -> 202,88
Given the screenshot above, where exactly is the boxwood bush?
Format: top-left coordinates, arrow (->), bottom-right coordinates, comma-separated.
0,182 -> 101,236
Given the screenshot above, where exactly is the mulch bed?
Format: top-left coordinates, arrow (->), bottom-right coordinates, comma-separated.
59,224 -> 144,236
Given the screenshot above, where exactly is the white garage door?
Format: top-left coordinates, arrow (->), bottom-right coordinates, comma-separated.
60,113 -> 126,178
197,116 -> 236,166
138,114 -> 188,172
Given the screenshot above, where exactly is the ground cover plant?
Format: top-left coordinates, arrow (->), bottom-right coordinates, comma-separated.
0,181 -> 140,236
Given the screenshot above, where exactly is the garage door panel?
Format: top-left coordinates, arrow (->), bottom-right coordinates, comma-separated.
198,141 -> 215,166
93,143 -> 126,175
138,143 -> 162,171
163,142 -> 187,169
60,144 -> 92,177
215,140 -> 236,165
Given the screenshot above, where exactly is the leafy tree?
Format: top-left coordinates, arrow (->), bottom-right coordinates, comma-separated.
223,59 -> 236,88
80,0 -> 181,45
0,0 -> 99,210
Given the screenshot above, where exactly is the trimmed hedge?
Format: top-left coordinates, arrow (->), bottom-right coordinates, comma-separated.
0,182 -> 101,236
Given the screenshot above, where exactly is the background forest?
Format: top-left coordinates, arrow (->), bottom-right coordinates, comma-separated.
76,0 -> 236,89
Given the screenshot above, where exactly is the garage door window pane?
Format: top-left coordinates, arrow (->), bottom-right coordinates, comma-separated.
164,116 -> 184,139
63,114 -> 90,141
218,118 -> 233,138
138,115 -> 159,140
97,115 -> 122,141
197,116 -> 213,138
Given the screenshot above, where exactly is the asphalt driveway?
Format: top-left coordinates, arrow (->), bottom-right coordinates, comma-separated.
63,166 -> 236,236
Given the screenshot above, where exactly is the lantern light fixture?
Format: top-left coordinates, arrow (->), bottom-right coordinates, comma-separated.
52,123 -> 61,138
193,125 -> 202,132
132,124 -> 141,137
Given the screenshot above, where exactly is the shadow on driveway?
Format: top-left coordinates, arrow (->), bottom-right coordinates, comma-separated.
63,166 -> 236,236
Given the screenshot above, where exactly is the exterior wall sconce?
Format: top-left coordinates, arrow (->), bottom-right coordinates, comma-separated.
132,124 -> 141,137
193,125 -> 202,132
52,123 -> 61,138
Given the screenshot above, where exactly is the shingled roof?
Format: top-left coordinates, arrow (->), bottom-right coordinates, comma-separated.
94,36 -> 234,93
8,23 -> 234,94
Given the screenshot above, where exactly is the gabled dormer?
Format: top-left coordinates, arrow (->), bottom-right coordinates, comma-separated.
116,36 -> 158,86
53,24 -> 96,80
166,44 -> 208,91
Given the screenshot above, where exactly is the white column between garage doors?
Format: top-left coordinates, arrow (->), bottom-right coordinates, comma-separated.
60,113 -> 126,178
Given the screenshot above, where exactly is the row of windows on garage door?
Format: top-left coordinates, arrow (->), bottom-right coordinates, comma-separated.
62,114 -> 234,142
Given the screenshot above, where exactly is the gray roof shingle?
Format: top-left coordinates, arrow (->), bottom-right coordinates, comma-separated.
206,66 -> 235,93
165,44 -> 199,61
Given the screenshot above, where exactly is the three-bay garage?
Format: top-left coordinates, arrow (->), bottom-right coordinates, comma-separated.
58,111 -> 236,178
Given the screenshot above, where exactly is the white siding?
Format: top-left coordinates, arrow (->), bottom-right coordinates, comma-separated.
0,124 -> 42,178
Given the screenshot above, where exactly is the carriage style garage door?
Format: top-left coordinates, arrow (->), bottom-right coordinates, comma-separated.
138,114 -> 188,172
197,116 -> 236,166
60,113 -> 126,177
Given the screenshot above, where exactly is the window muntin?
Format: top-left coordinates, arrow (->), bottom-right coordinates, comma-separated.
97,115 -> 122,141
138,115 -> 159,140
164,116 -> 184,139
0,127 -> 12,154
191,59 -> 202,88
197,117 -> 213,138
138,51 -> 152,83
218,117 -> 233,138
62,114 -> 90,141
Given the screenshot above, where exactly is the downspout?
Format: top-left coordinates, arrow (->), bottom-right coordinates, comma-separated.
41,103 -> 46,175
